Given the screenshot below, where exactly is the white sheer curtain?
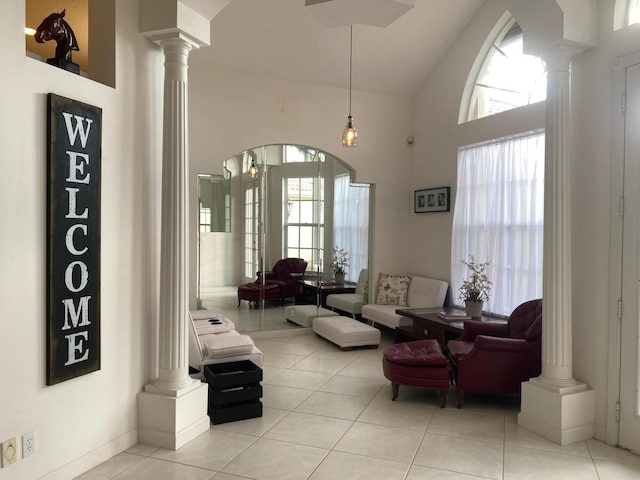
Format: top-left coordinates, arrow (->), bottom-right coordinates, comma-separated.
333,175 -> 369,282
451,130 -> 545,316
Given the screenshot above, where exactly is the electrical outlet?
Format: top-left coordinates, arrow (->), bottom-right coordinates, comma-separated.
1,437 -> 17,467
22,432 -> 35,458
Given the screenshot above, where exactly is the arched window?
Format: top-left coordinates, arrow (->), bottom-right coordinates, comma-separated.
628,0 -> 640,25
463,17 -> 546,122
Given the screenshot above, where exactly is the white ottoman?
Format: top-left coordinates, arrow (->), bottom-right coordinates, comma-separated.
313,316 -> 381,351
284,305 -> 339,327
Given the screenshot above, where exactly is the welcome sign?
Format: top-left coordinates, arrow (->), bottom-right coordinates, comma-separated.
46,93 -> 101,385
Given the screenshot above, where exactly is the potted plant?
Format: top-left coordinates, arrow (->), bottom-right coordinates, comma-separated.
330,247 -> 349,284
459,255 -> 492,318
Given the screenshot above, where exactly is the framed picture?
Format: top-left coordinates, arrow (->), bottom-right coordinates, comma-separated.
414,186 -> 450,213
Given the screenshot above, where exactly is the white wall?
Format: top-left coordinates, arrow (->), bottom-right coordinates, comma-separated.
188,64 -> 415,307
0,1 -> 163,478
410,0 -> 640,442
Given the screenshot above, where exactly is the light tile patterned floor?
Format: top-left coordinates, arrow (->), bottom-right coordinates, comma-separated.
76,329 -> 640,480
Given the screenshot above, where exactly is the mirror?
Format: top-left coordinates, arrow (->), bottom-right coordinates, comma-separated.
198,174 -> 230,233
197,144 -> 372,333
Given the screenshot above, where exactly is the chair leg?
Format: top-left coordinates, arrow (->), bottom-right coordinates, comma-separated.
391,382 -> 399,401
440,389 -> 448,408
457,390 -> 464,408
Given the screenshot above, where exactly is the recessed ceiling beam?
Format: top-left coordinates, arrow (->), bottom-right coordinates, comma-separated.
305,0 -> 415,27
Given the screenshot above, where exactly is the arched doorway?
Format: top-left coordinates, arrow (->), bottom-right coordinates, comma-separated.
197,144 -> 373,332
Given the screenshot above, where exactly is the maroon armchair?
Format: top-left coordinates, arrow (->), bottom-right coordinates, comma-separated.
256,258 -> 308,302
447,298 -> 542,407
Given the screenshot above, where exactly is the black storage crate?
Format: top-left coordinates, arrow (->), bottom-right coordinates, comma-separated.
204,360 -> 262,389
208,384 -> 263,408
204,360 -> 263,424
208,400 -> 263,424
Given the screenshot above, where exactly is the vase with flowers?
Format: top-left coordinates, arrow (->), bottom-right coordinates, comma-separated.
330,247 -> 349,284
459,255 -> 492,318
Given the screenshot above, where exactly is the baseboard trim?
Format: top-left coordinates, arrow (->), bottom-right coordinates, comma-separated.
40,429 -> 137,480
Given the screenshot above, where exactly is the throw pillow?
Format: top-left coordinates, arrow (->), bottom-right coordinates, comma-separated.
376,273 -> 411,306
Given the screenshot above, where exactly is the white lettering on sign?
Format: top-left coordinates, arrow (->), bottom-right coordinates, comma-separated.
60,111 -> 95,368
64,331 -> 89,365
65,224 -> 88,255
62,113 -> 93,149
65,260 -> 89,293
65,187 -> 88,219
65,151 -> 90,184
61,296 -> 92,330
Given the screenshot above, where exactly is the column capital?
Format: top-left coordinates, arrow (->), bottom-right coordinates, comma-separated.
538,41 -> 588,71
139,0 -> 211,49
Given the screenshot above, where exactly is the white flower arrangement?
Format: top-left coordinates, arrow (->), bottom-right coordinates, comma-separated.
459,255 -> 492,302
330,247 -> 349,275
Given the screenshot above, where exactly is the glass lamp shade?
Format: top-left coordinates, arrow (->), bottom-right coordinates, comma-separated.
342,116 -> 358,147
248,161 -> 258,178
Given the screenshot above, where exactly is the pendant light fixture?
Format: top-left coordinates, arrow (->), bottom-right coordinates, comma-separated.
342,25 -> 358,147
248,157 -> 258,178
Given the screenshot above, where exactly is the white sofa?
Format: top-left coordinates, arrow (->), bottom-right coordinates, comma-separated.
326,268 -> 368,318
362,275 -> 448,330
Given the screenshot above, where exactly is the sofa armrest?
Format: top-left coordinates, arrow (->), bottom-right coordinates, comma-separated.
256,271 -> 276,281
454,320 -> 509,342
474,335 -> 536,353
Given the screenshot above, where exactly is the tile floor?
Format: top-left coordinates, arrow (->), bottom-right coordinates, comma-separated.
199,286 -> 300,332
76,329 -> 640,480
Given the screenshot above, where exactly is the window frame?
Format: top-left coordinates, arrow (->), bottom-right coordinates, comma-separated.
461,15 -> 547,123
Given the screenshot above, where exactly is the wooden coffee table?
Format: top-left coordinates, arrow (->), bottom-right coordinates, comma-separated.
394,307 -> 507,349
295,279 -> 356,308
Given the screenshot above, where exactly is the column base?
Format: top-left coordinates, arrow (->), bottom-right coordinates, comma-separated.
518,378 -> 595,445
137,379 -> 210,450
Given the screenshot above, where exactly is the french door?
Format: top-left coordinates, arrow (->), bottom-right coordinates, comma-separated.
619,60 -> 640,453
243,181 -> 260,283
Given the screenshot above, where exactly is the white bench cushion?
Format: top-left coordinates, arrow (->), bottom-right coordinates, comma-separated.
194,316 -> 235,334
188,311 -> 264,370
313,316 -> 380,349
362,304 -> 413,329
200,330 -> 255,358
284,305 -> 339,327
326,293 -> 366,316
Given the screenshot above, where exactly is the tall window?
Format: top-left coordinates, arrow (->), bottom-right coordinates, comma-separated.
285,177 -> 324,272
628,0 -> 640,25
465,18 -> 546,122
243,183 -> 260,281
333,175 -> 369,282
199,205 -> 211,232
451,130 -> 545,316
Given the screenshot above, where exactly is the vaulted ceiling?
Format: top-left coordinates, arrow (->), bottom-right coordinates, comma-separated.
189,0 -> 486,97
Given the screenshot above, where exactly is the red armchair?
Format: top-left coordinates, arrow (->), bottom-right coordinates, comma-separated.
447,298 -> 542,407
256,258 -> 308,302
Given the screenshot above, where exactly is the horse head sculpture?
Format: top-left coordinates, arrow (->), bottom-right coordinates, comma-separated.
35,9 -> 79,63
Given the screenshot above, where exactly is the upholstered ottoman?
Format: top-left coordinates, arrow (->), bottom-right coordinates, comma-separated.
382,339 -> 451,407
284,305 -> 338,327
237,283 -> 281,307
313,316 -> 380,351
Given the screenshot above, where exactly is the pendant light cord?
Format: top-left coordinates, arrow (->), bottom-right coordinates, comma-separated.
349,25 -> 353,118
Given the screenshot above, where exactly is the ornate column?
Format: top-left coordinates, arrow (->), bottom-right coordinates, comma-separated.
137,0 -> 212,450
153,36 -> 194,391
518,48 -> 595,445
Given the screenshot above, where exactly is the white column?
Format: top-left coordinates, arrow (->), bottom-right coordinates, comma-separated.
154,37 -> 194,391
137,34 -> 209,450
540,50 -> 576,387
518,48 -> 595,444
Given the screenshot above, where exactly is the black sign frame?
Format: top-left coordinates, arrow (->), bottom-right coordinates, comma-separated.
46,93 -> 102,385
